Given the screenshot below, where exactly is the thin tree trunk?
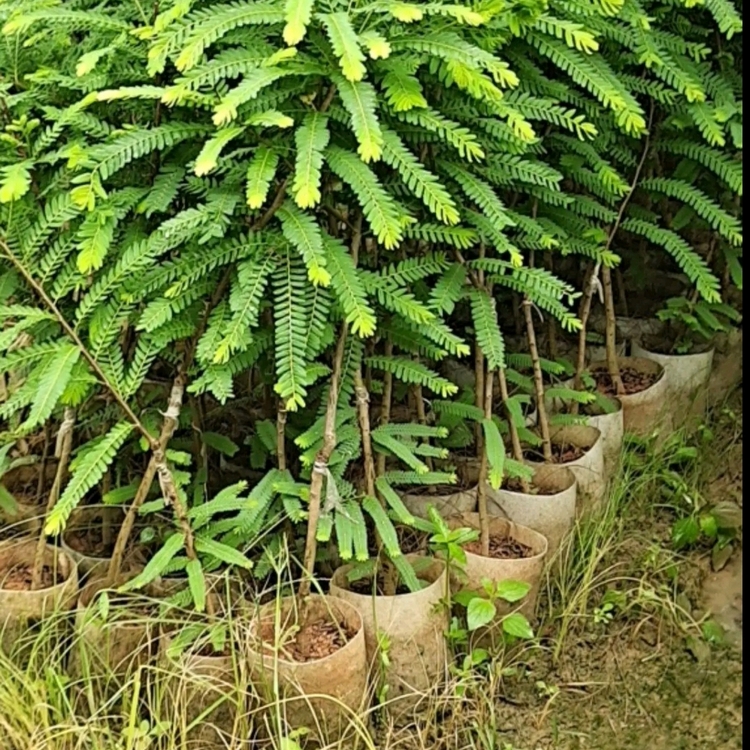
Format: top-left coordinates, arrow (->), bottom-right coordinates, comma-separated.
572,261 -> 602,413
602,266 -> 625,395
31,408 -> 76,590
477,367 -> 495,558
376,340 -> 393,478
107,376 -> 185,583
276,402 -> 287,471
523,300 -> 553,462
497,368 -> 530,493
299,326 -> 348,599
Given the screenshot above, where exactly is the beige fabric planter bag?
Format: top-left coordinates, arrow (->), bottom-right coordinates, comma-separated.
247,594 -> 368,743
631,340 -> 714,427
401,486 -> 477,520
487,466 -> 577,555
590,357 -> 672,437
330,555 -> 449,722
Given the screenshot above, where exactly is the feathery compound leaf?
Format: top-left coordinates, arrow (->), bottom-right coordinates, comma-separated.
323,234 -> 376,337
381,129 -> 459,225
76,213 -> 116,274
284,0 -> 314,45
0,163 -> 32,204
442,162 -> 512,236
195,537 -> 253,569
213,248 -> 277,364
321,12 -> 367,82
213,68 -> 292,126
194,127 -> 245,176
292,113 -> 330,209
639,178 -> 743,246
246,147 -> 280,209
469,289 -> 505,370
482,418 -> 505,490
22,345 -> 81,432
621,219 -> 721,303
45,423 -> 133,535
121,534 -> 185,592
362,495 -> 402,558
186,559 -> 206,612
334,77 -> 383,163
273,250 -> 311,410
325,146 -> 404,249
278,201 -> 330,286
429,263 -> 467,315
172,2 -> 285,72
375,476 -> 414,525
367,356 -> 458,397
381,65 -> 428,111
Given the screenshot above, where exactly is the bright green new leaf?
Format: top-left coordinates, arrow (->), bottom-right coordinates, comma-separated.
0,163 -> 32,203
194,127 -> 245,176
502,612 -> 534,639
321,12 -> 367,82
292,113 -> 330,208
467,597 -> 496,631
482,417 -> 506,490
186,559 -> 207,612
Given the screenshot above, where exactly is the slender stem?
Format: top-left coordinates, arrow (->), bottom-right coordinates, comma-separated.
599,101 -> 655,387
107,375 -> 185,582
497,368 -> 530,493
376,340 -> 393,478
31,408 -> 75,590
602,266 -> 624,394
412,381 -> 434,472
298,326 -> 348,599
573,261 -> 602,407
1,240 -> 157,449
276,403 -> 287,471
477,367 -> 494,557
523,300 -> 553,462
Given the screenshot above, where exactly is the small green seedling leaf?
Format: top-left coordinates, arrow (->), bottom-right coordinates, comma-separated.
502,612 -> 534,639
495,579 -> 531,603
467,597 -> 496,631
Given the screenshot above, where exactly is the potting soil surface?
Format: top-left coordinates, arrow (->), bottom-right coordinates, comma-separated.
348,574 -> 414,596
524,443 -> 588,464
275,617 -> 357,662
464,534 -> 533,559
595,367 -> 659,396
0,563 -> 61,590
65,528 -> 117,556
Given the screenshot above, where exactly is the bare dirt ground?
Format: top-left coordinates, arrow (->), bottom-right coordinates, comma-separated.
490,391 -> 743,750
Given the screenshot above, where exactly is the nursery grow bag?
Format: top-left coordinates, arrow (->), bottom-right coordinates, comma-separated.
631,340 -> 714,425
0,540 -> 78,653
248,594 -> 367,743
330,554 -> 449,722
70,572 -> 158,679
590,357 -> 671,437
526,425 -> 605,514
401,486 -> 477,520
487,466 -> 577,555
447,514 -> 547,622
61,505 -> 131,578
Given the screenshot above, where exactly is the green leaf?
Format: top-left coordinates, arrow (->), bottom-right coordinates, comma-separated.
194,126 -> 245,176
202,432 -> 239,457
283,0 -> 314,45
481,418 -> 505,490
321,12 -> 366,82
502,612 -> 534,639
672,516 -> 700,549
495,579 -> 531,603
195,537 -> 253,569
467,597 -> 496,631
186,559 -> 207,612
0,162 -> 32,203
292,113 -> 330,209
334,78 -> 383,163
278,201 -> 330,286
246,147 -> 279,209
23,345 -> 81,432
120,533 -> 186,592
45,422 -> 134,535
